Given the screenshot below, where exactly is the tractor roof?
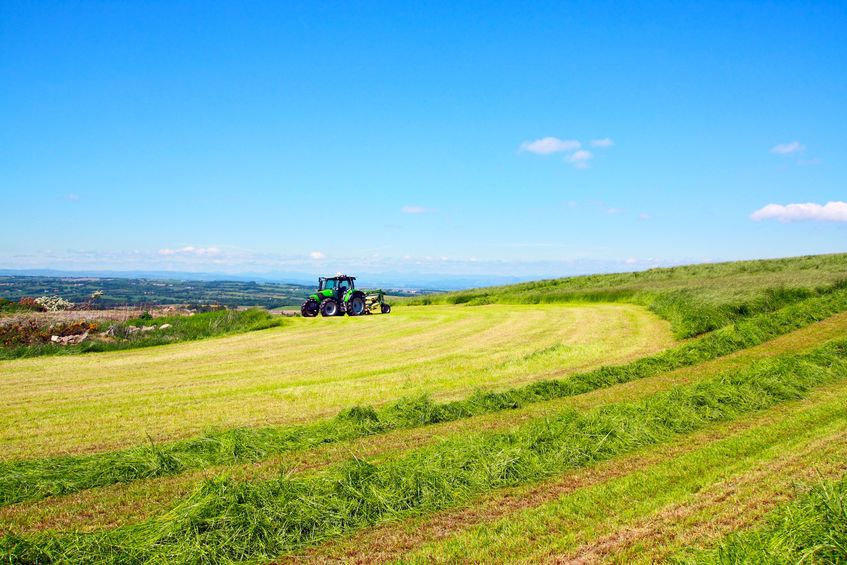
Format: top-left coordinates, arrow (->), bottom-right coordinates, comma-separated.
319,275 -> 355,280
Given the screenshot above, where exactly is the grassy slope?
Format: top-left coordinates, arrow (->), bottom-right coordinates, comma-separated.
407,252 -> 847,338
4,337 -> 846,563
5,311 -> 845,535
3,289 -> 845,512
0,303 -> 672,460
398,387 -> 847,563
293,313 -> 847,562
2,253 -> 847,562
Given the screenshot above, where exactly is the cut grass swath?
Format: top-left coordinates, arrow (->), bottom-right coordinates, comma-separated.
3,288 -> 847,508
3,338 -> 847,563
675,473 -> 847,564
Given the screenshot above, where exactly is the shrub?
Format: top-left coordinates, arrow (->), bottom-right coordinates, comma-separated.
33,295 -> 74,312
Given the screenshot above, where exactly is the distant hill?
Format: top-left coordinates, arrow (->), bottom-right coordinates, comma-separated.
0,274 -> 440,309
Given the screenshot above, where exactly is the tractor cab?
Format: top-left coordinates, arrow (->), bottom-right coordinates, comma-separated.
318,275 -> 355,299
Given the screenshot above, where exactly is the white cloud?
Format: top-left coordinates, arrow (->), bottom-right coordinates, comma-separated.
638,212 -> 651,220
158,246 -> 221,256
519,137 -> 581,155
568,149 -> 593,168
770,141 -> 805,155
750,201 -> 847,223
401,205 -> 435,214
309,251 -> 326,260
66,193 -> 80,201
590,138 -> 614,148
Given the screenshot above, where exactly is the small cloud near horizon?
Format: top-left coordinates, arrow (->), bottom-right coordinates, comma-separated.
590,138 -> 614,148
309,251 -> 326,260
520,136 -> 611,168
519,137 -> 581,155
750,201 -> 847,223
401,205 -> 436,214
568,149 -> 593,168
770,141 -> 805,155
66,193 -> 80,201
158,246 -> 221,256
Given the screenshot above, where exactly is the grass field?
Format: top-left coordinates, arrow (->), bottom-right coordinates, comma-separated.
0,303 -> 672,460
1,253 -> 847,563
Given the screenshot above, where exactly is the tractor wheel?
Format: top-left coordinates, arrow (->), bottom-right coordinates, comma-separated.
347,296 -> 366,316
301,300 -> 319,317
320,298 -> 339,317
381,303 -> 391,314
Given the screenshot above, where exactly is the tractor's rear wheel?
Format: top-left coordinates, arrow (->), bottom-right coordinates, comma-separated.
320,298 -> 339,317
301,300 -> 319,317
381,303 -> 391,314
347,296 -> 366,316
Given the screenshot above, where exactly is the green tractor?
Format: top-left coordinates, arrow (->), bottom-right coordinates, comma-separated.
300,275 -> 391,317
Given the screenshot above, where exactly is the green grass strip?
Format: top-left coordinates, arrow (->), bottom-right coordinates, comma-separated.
3,288 -> 847,508
675,473 -> 847,564
3,338 -> 847,563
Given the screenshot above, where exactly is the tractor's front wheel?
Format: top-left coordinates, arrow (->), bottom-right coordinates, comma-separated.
301,300 -> 319,317
320,298 -> 339,317
347,296 -> 366,316
381,303 -> 391,314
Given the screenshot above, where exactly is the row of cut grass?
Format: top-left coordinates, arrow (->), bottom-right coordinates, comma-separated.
3,289 -> 846,508
675,472 -> 847,564
3,337 -> 846,563
310,381 -> 847,563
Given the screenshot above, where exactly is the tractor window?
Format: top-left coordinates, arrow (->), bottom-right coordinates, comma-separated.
323,279 -> 336,290
343,278 -> 354,290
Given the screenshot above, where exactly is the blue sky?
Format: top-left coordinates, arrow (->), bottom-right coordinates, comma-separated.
1,1 -> 845,279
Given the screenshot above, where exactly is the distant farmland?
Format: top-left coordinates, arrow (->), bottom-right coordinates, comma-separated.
0,275 -> 434,309
1,253 -> 847,563
0,275 -> 312,308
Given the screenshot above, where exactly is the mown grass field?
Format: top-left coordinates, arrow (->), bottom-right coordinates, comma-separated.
1,253 -> 847,564
0,303 -> 671,459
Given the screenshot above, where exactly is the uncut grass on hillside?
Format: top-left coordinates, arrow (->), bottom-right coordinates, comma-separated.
407,253 -> 847,338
